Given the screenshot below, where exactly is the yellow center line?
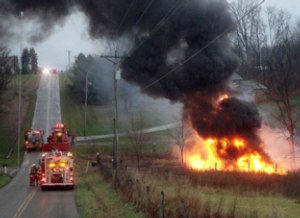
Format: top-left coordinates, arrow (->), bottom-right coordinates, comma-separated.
13,188 -> 37,218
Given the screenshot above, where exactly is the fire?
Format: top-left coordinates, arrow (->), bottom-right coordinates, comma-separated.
218,93 -> 229,102
185,133 -> 286,174
182,92 -> 286,174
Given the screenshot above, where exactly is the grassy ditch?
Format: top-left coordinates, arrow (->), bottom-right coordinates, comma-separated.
75,156 -> 144,218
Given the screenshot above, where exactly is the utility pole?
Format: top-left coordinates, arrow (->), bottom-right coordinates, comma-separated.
100,50 -> 129,185
67,50 -> 71,73
84,72 -> 88,136
17,11 -> 24,171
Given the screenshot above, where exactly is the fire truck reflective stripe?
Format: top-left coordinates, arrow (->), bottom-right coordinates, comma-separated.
13,189 -> 37,218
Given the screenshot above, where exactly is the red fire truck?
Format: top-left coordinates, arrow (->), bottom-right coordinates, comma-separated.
39,151 -> 74,190
43,123 -> 71,151
24,129 -> 44,151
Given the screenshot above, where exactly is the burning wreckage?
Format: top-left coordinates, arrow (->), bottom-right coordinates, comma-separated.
1,0 -> 285,173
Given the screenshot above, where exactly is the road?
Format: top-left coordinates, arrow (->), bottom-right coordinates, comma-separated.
0,73 -> 79,218
76,122 -> 181,142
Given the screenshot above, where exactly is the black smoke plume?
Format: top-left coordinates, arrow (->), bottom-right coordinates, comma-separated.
1,0 -> 269,161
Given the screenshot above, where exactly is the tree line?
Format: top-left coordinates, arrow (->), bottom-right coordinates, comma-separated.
21,47 -> 38,74
68,53 -> 113,105
0,45 -> 38,94
231,0 -> 300,168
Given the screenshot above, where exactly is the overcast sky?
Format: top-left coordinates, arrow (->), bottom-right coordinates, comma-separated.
9,0 -> 300,71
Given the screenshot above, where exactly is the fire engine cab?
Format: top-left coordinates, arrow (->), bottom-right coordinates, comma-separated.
43,123 -> 71,151
39,151 -> 74,190
24,129 -> 44,151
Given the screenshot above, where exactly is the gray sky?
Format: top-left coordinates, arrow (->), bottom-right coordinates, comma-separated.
265,0 -> 299,17
10,0 -> 300,70
11,11 -> 104,71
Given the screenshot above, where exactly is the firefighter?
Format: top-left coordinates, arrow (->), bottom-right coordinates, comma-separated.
29,164 -> 39,186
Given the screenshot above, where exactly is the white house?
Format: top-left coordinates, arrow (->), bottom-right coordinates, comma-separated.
228,73 -> 267,102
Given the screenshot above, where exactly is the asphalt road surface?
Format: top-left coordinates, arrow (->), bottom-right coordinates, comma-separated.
0,73 -> 80,218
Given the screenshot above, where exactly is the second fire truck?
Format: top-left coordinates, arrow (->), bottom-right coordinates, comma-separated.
43,123 -> 71,151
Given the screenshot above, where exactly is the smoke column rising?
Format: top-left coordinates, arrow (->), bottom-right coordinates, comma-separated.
1,0 -> 269,161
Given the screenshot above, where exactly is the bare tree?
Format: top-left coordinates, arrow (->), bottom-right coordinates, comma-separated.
230,0 -> 266,80
126,110 -> 148,171
264,9 -> 300,169
169,112 -> 193,165
0,45 -> 16,91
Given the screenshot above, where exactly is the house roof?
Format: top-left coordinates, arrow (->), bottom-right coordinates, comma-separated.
229,72 -> 243,81
239,80 -> 267,90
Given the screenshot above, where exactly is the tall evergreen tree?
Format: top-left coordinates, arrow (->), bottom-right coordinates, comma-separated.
21,48 -> 30,74
29,48 -> 38,74
68,53 -> 113,105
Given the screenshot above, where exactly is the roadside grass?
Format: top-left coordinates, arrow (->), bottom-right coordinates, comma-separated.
0,174 -> 11,188
75,157 -> 144,218
0,74 -> 39,187
0,74 -> 39,167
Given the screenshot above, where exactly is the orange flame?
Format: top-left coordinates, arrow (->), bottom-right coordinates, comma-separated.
218,93 -> 229,102
185,133 -> 285,174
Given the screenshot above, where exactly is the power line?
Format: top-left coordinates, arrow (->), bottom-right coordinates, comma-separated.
116,0 -> 136,34
132,0 -> 186,54
100,0 -> 265,101
140,0 -> 266,92
133,0 -> 155,27
115,0 -> 136,51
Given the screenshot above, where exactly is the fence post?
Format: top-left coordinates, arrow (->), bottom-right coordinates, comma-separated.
3,164 -> 7,174
146,186 -> 150,212
96,152 -> 101,165
181,199 -> 189,218
160,191 -> 165,218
